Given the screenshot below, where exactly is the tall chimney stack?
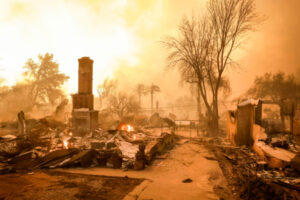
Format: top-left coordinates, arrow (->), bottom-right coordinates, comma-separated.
72,57 -> 94,110
72,57 -> 98,135
78,57 -> 93,94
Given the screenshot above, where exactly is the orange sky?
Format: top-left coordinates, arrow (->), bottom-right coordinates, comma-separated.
0,0 -> 299,101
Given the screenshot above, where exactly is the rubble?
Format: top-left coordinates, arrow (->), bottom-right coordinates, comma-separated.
222,98 -> 300,198
200,137 -> 300,199
134,144 -> 146,170
0,56 -> 178,174
0,134 -> 19,157
0,116 -> 176,174
291,154 -> 300,172
270,137 -> 289,149
254,141 -> 296,169
0,56 -> 180,174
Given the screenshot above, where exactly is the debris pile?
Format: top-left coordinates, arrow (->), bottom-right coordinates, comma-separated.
0,117 -> 176,174
219,98 -> 300,199
200,137 -> 300,199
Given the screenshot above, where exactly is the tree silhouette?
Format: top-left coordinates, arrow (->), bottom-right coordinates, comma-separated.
97,78 -> 117,109
23,53 -> 69,110
149,84 -> 160,114
135,83 -> 148,107
247,72 -> 300,102
163,0 -> 259,134
108,92 -> 140,120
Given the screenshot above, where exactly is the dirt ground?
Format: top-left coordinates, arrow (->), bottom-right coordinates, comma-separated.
56,139 -> 231,200
0,136 -> 231,200
0,171 -> 143,200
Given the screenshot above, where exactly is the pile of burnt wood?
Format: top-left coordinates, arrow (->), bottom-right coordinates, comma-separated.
199,135 -> 300,200
0,117 -> 176,174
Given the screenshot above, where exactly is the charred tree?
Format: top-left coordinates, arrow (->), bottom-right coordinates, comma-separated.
163,0 -> 260,135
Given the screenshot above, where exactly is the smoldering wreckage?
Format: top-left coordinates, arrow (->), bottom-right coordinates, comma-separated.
0,57 -> 176,173
0,57 -> 299,199
212,98 -> 300,199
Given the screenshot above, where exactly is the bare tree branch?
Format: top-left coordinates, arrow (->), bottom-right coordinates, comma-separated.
163,0 -> 260,134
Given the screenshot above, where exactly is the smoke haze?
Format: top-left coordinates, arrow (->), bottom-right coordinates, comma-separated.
0,0 -> 299,113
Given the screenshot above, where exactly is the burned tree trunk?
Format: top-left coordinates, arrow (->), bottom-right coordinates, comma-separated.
196,86 -> 202,121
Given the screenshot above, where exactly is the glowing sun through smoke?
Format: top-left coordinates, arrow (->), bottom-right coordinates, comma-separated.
0,0 -> 138,95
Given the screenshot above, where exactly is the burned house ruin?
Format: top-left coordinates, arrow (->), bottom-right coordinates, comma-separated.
72,57 -> 98,135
